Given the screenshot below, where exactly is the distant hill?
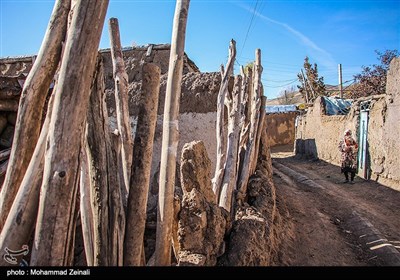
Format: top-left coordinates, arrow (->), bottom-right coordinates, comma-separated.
266,91 -> 304,105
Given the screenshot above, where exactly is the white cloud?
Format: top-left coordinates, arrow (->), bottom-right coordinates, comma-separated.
236,2 -> 337,70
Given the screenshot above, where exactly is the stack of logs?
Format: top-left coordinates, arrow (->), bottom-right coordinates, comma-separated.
212,39 -> 266,214
0,75 -> 20,182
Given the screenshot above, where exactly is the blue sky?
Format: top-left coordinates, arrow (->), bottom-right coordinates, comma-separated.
1,0 -> 399,99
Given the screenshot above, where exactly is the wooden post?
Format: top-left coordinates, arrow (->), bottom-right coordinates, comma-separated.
213,39 -> 236,202
219,75 -> 242,212
124,63 -> 161,266
108,18 -> 133,200
84,57 -> 125,266
237,49 -> 263,203
30,0 -> 109,266
0,0 -> 70,232
79,147 -> 94,266
155,0 -> 190,266
0,93 -> 54,266
251,95 -> 267,174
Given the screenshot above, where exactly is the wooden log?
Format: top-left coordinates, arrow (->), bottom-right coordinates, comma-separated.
0,148 -> 11,162
212,39 -> 236,202
0,0 -> 70,232
124,63 -> 161,266
0,89 -> 20,99
236,67 -> 251,187
84,57 -> 125,266
237,49 -> 263,204
155,0 -> 190,266
108,17 -> 133,200
30,0 -> 109,266
0,100 -> 18,111
0,92 -> 54,267
0,160 -> 8,177
79,147 -> 94,266
251,95 -> 266,174
219,75 -> 242,212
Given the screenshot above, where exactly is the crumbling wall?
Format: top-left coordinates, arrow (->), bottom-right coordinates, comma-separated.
265,112 -> 298,147
295,57 -> 400,190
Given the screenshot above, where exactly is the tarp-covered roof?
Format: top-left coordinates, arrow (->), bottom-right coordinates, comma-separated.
322,96 -> 352,115
265,104 -> 297,113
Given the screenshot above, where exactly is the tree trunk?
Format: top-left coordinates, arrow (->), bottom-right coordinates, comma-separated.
30,0 -> 109,266
155,0 -> 190,266
0,93 -> 54,266
124,63 -> 161,266
213,39 -> 236,202
108,17 -> 133,203
0,0 -> 70,232
237,49 -> 263,204
219,75 -> 242,212
84,57 -> 125,266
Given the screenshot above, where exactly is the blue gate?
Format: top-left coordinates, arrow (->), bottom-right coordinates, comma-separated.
358,101 -> 371,179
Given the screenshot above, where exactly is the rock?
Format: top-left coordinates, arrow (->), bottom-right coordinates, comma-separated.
177,141 -> 229,266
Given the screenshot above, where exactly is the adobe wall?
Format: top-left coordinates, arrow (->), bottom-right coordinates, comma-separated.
295,58 -> 400,190
0,47 -> 219,184
265,112 -> 298,147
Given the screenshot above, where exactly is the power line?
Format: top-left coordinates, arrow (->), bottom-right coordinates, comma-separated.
239,0 -> 260,58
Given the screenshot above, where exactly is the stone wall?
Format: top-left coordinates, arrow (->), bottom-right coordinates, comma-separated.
295,58 -> 400,190
265,112 -> 298,147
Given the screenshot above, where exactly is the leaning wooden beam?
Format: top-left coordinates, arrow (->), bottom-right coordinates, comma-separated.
0,92 -> 54,266
0,0 -> 70,231
124,63 -> 161,266
108,17 -> 133,200
237,49 -> 263,204
212,39 -> 236,202
251,95 -> 266,175
30,0 -> 109,266
84,57 -> 125,266
219,75 -> 242,212
79,147 -> 94,266
155,0 -> 190,266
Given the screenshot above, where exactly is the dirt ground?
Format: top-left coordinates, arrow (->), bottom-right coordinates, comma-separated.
270,144 -> 400,266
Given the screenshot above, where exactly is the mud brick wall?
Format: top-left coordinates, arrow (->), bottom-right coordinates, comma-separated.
265,111 -> 298,147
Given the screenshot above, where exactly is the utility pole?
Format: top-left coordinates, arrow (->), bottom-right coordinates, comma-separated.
338,63 -> 343,98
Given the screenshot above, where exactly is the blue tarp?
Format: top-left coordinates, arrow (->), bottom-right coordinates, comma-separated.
322,96 -> 352,115
265,105 -> 297,113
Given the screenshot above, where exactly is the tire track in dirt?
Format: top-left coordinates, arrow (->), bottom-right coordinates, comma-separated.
273,157 -> 400,266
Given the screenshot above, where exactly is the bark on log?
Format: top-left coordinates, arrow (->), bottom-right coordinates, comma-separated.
237,49 -> 263,204
0,148 -> 11,162
251,95 -> 266,174
0,160 -> 8,177
84,57 -> 125,266
124,63 -> 161,266
0,0 -> 70,231
213,39 -> 236,202
0,89 -> 21,99
30,0 -> 109,266
108,17 -> 133,200
0,100 -> 19,111
79,147 -> 94,266
155,0 -> 190,266
0,92 -> 54,266
219,75 -> 242,212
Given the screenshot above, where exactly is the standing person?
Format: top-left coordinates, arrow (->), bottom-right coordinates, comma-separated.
338,129 -> 358,184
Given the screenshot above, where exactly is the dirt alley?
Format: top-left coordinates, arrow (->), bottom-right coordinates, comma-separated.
270,144 -> 400,266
